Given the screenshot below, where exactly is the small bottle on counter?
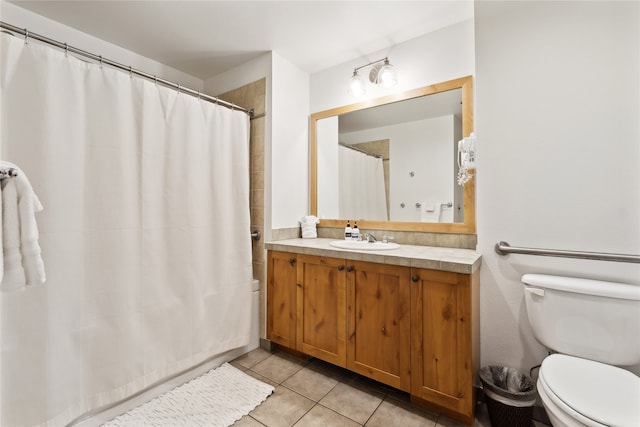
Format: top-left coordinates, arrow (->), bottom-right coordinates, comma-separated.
352,222 -> 360,240
344,221 -> 352,240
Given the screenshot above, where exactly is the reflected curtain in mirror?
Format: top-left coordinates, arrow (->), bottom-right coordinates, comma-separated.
339,145 -> 388,221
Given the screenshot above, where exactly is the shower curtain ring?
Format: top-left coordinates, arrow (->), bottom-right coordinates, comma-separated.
24,28 -> 29,44
99,55 -> 103,68
154,75 -> 158,85
129,66 -> 133,78
64,43 -> 69,56
177,84 -> 181,94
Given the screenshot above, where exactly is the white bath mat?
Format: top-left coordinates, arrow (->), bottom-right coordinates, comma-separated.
102,363 -> 274,427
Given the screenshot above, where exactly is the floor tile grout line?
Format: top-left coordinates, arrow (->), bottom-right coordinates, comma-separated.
361,397 -> 385,426
315,402 -> 367,426
280,374 -> 340,404
291,401 -> 315,427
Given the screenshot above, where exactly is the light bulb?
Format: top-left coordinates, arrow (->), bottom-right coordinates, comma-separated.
348,70 -> 366,97
377,60 -> 397,87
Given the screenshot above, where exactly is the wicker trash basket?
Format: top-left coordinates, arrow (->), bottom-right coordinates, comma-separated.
479,365 -> 537,427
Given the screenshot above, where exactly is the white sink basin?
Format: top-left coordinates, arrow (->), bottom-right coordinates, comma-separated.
330,240 -> 400,251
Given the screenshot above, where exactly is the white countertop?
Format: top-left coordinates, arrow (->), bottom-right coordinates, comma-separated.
265,238 -> 481,274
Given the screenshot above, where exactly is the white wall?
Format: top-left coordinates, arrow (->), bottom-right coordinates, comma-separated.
475,1 -> 640,374
310,19 -> 475,113
205,51 -> 310,234
0,2 -> 203,90
204,52 -> 272,96
317,116 -> 340,219
340,116 -> 455,222
270,52 -> 310,230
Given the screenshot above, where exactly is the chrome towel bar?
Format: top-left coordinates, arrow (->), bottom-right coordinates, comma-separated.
495,241 -> 640,264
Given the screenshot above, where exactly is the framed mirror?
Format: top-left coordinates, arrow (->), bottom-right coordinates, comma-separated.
310,75 -> 475,233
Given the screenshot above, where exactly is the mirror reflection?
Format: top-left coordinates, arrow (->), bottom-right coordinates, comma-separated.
317,89 -> 463,223
310,76 -> 475,234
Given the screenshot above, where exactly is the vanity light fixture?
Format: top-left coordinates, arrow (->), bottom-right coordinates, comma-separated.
348,57 -> 398,96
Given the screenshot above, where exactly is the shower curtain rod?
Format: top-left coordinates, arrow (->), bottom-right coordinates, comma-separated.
0,21 -> 254,117
339,142 -> 382,159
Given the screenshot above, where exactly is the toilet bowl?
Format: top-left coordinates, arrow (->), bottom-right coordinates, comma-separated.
521,274 -> 640,427
536,354 -> 640,427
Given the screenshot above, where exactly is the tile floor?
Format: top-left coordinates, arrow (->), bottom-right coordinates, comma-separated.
230,348 -> 548,427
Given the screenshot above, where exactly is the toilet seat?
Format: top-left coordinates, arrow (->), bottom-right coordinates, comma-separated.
539,354 -> 640,427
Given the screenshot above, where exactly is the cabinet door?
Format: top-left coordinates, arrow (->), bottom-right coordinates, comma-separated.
347,261 -> 411,391
297,254 -> 347,366
266,251 -> 298,349
410,268 -> 474,424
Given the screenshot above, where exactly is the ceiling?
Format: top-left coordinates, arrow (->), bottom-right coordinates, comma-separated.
7,1 -> 474,80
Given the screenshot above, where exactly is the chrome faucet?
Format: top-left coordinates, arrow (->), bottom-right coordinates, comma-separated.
365,233 -> 377,243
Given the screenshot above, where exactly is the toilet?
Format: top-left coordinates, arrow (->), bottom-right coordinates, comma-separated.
521,274 -> 640,427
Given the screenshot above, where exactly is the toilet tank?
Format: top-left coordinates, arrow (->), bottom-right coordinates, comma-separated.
522,274 -> 640,366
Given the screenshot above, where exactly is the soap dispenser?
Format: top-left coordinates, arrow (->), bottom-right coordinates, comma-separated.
352,222 -> 360,240
344,221 -> 352,240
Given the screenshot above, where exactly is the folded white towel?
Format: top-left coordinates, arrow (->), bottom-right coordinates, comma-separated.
300,215 -> 320,239
420,202 -> 442,223
0,161 -> 45,291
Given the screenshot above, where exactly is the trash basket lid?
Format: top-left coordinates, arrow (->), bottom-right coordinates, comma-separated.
540,354 -> 640,427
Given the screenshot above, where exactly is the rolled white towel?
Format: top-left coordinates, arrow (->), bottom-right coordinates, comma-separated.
0,161 -> 45,291
1,178 -> 26,290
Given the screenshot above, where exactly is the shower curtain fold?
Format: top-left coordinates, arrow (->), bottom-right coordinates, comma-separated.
338,145 -> 388,221
0,33 -> 252,427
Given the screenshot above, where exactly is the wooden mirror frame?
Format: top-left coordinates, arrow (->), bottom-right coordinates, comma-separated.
309,75 -> 475,234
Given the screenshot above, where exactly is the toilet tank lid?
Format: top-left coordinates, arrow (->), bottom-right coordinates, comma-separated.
522,274 -> 640,301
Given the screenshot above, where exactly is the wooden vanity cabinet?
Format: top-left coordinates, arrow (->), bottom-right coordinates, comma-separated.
267,251 -> 348,366
410,267 -> 479,425
267,250 -> 479,425
266,251 -> 298,349
296,254 -> 347,366
346,261 -> 411,392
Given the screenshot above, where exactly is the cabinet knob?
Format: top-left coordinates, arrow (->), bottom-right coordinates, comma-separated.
337,265 -> 344,271
289,258 -> 296,266
346,266 -> 353,272
412,275 -> 419,282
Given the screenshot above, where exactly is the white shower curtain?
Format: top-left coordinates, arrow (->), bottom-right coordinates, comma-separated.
338,145 -> 388,221
0,33 -> 252,427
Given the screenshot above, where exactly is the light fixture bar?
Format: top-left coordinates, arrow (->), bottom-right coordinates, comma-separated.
353,57 -> 390,73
